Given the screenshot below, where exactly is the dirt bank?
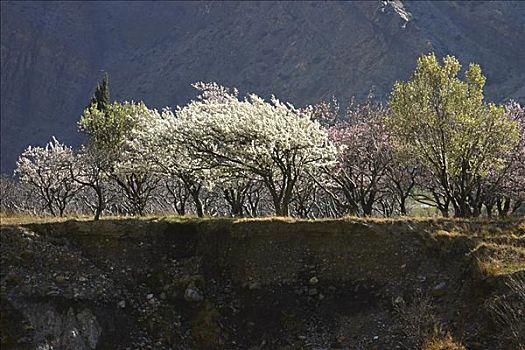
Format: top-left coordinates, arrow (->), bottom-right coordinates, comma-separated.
1,217 -> 523,349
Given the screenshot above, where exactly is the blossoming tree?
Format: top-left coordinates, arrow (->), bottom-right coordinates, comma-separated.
119,104 -> 211,217
316,97 -> 393,216
80,101 -> 160,216
174,83 -> 337,216
15,137 -> 80,216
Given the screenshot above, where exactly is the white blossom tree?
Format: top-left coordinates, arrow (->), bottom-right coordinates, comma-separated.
117,105 -> 210,217
71,145 -> 116,220
15,137 -> 80,216
80,101 -> 159,216
105,102 -> 162,216
174,82 -> 337,216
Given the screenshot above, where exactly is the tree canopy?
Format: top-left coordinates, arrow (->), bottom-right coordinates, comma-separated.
387,53 -> 519,217
11,53 -> 525,219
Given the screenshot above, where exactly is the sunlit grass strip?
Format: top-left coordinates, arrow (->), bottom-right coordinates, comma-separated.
479,260 -> 525,276
472,242 -> 525,276
1,212 -> 523,232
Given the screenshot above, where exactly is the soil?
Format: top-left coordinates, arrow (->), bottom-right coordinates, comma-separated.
1,217 -> 523,349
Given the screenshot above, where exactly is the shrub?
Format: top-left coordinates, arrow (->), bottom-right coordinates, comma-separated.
488,273 -> 525,348
394,291 -> 442,349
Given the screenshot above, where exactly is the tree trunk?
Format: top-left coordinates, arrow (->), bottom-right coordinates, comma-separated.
224,189 -> 244,217
192,193 -> 204,218
439,205 -> 449,217
94,187 -> 104,221
399,197 -> 407,216
47,202 -> 56,217
272,199 -> 289,217
94,207 -> 102,221
497,197 -> 511,217
486,203 -> 493,218
176,202 -> 186,216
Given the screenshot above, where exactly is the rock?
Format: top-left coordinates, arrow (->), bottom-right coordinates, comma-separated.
14,303 -> 101,350
55,275 -> 66,283
118,300 -> 126,308
248,281 -> 261,290
309,276 -> 319,285
76,308 -> 102,349
4,272 -> 23,286
393,296 -> 404,305
79,276 -> 88,282
146,293 -> 154,300
20,249 -> 34,261
432,281 -> 447,297
184,287 -> 203,302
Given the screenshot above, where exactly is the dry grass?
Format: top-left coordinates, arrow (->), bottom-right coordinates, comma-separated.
0,213 -> 91,226
431,229 -> 464,239
422,333 -> 466,350
487,273 -> 525,348
394,291 -> 443,350
2,211 -> 522,224
479,261 -> 525,275
471,242 -> 525,276
0,212 -> 210,226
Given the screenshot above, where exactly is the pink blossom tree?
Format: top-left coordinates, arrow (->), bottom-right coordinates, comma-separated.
320,97 -> 393,216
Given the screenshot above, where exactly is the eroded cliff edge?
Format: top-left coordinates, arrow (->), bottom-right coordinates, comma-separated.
1,218 -> 524,349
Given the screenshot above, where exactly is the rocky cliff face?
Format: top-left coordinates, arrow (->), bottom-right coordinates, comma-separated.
2,1 -> 524,172
1,218 -> 523,349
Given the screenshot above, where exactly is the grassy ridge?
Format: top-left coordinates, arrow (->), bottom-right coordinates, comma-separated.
1,214 -> 523,348
3,213 -> 522,277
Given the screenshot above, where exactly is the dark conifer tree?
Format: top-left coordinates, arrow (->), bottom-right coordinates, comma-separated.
89,73 -> 110,111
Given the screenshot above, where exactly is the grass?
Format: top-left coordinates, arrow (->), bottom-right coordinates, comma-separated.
422,334 -> 466,350
0,212 -> 213,226
2,212 -> 523,279
2,211 -> 523,227
471,242 -> 525,276
480,261 -> 525,275
0,213 -> 92,226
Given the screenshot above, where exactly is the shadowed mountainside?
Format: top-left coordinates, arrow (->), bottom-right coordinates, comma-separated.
2,1 -> 525,172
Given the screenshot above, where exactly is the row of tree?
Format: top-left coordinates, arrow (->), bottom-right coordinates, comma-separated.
6,54 -> 525,219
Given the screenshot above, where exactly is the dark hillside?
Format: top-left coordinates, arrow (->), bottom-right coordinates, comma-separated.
2,1 -> 525,172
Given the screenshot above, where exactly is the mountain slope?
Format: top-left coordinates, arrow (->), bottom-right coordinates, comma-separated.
2,1 -> 524,172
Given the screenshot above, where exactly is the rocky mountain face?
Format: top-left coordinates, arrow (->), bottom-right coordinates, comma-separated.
2,1 -> 524,172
